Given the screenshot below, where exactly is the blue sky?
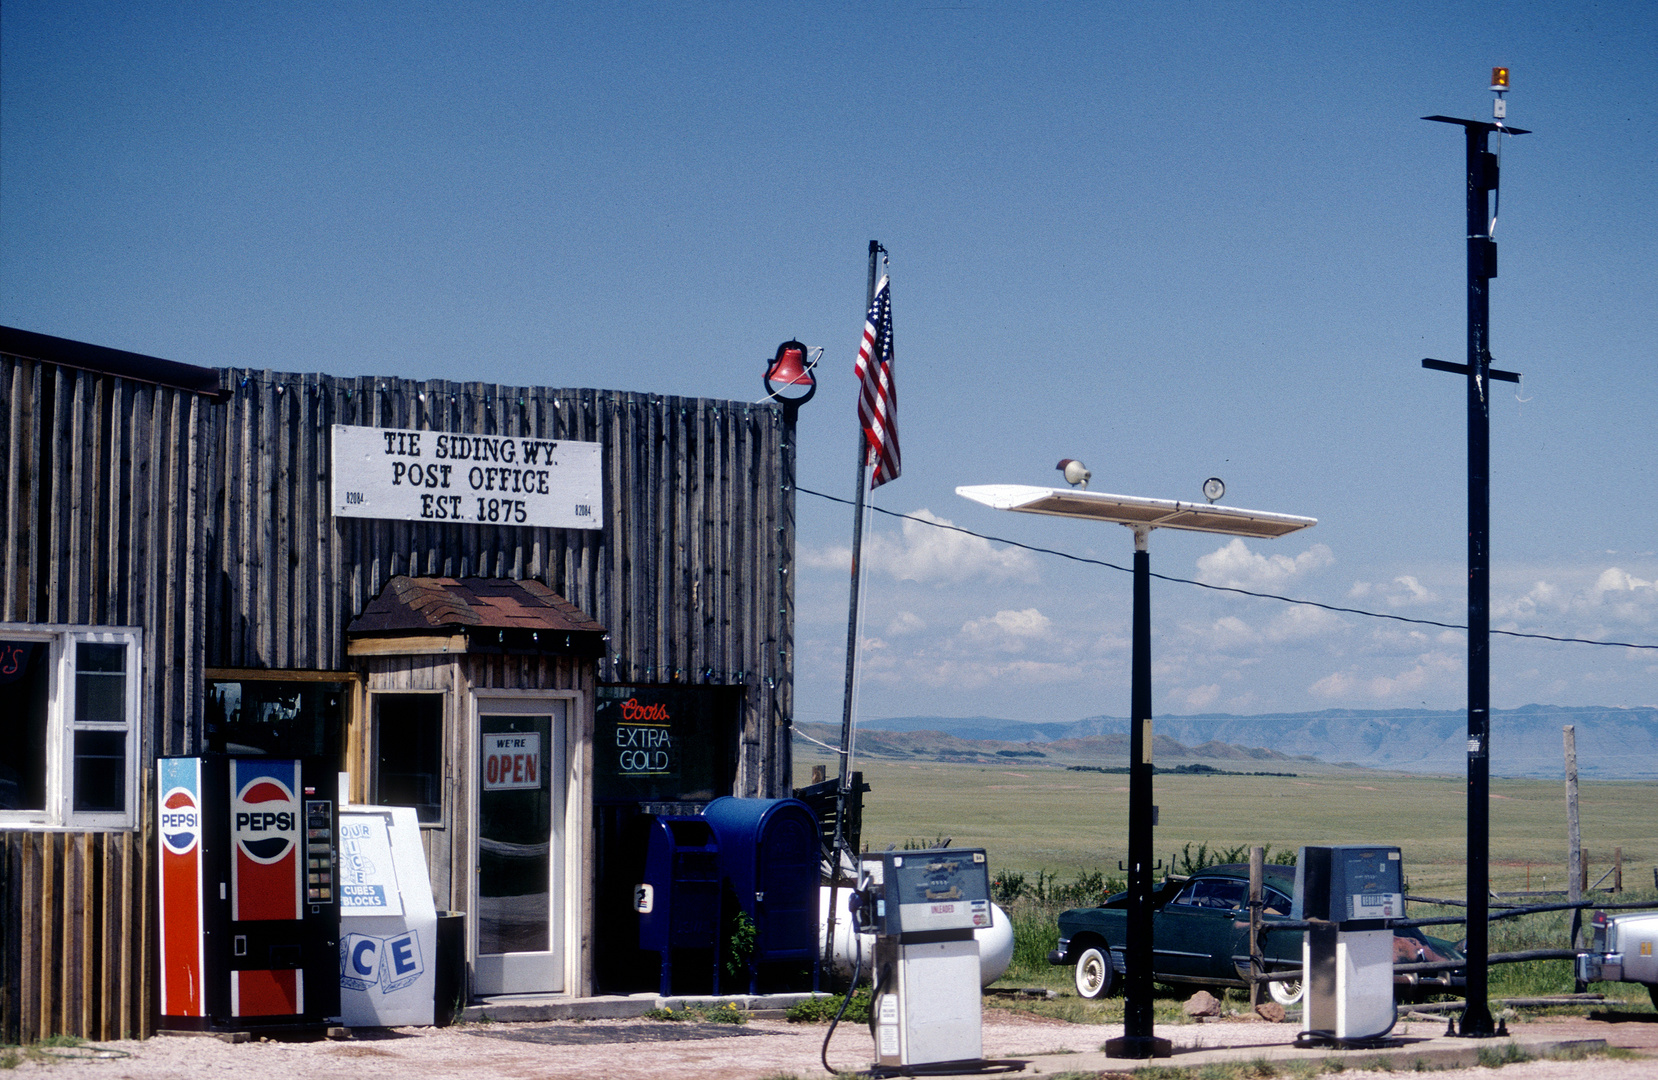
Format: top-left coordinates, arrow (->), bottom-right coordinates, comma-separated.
4,1 -> 1654,725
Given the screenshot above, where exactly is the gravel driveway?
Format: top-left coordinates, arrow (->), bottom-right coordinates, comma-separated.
7,1009 -> 1654,1078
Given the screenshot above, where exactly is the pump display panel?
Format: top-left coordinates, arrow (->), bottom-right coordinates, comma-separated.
872,849 -> 992,937
1294,845 -> 1403,926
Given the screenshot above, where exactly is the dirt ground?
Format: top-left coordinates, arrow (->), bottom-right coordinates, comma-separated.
9,1008 -> 1656,1078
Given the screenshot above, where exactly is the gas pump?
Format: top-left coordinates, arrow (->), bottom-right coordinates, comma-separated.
1292,845 -> 1403,1047
860,848 -> 994,1074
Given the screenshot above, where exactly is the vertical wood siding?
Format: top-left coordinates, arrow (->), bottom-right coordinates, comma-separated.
2,354 -> 794,1038
2,353 -> 205,1042
209,372 -> 795,797
0,826 -> 152,1044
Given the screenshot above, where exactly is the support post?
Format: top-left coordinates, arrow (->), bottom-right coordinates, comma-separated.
826,240 -> 883,978
1249,846 -> 1264,1011
1423,109 -> 1527,1038
1106,526 -> 1170,1059
1566,724 -> 1583,986
1459,114 -> 1496,1040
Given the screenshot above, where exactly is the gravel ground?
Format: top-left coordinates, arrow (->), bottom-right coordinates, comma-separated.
6,1010 -> 1654,1078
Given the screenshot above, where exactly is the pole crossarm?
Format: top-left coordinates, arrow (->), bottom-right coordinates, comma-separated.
1423,115 -> 1531,136
1423,358 -> 1521,383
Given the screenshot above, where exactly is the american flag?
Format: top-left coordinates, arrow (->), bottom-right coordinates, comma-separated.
855,275 -> 900,487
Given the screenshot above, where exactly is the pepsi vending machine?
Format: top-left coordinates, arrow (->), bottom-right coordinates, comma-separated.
157,755 -> 341,1032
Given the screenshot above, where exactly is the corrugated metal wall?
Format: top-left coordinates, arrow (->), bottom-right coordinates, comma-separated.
208,371 -> 796,796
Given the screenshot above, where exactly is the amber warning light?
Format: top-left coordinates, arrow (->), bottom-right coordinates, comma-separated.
1489,67 -> 1510,119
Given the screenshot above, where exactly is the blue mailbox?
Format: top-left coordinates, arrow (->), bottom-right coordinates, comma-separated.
702,797 -> 821,992
638,816 -> 722,996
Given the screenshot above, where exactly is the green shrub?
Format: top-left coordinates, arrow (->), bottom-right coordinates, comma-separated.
786,988 -> 871,1024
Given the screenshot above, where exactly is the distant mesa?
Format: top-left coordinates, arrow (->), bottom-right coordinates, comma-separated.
804,704 -> 1658,779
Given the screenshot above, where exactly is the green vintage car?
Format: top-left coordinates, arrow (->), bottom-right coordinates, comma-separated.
1047,863 -> 1465,1004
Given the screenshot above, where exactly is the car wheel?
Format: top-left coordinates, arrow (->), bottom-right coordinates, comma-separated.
1074,946 -> 1118,1000
1268,971 -> 1304,1007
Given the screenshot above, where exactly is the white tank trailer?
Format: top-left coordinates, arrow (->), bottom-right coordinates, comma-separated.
819,886 -> 1014,986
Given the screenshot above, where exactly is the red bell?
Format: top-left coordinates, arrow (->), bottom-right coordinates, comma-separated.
763,339 -> 816,405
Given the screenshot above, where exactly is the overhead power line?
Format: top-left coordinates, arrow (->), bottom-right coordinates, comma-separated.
794,485 -> 1658,652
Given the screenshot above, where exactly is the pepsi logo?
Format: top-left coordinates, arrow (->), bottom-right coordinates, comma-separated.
233,776 -> 298,863
160,787 -> 200,855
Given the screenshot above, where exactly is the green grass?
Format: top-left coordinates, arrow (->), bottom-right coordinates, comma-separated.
802,756 -> 1658,1007
801,757 -> 1655,896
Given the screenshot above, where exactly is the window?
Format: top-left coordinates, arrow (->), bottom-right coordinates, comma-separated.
1173,878 -> 1247,911
0,626 -> 142,828
373,694 -> 444,824
203,674 -> 347,758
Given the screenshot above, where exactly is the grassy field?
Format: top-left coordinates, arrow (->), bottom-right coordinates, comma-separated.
795,754 -> 1658,896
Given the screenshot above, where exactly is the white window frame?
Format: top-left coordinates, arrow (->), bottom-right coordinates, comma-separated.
0,623 -> 143,830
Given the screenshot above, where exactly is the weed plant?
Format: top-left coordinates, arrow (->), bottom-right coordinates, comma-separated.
645,1002 -> 749,1024
785,987 -> 871,1024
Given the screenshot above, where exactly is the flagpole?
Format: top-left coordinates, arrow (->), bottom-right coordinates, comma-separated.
826,240 -> 882,975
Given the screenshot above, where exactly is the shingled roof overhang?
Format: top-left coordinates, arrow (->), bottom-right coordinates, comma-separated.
347,576 -> 607,658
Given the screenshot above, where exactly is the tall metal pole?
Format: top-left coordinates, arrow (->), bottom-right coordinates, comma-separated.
1461,117 -> 1496,1040
1423,107 -> 1526,1038
1107,526 -> 1170,1059
833,240 -> 882,835
826,241 -> 882,976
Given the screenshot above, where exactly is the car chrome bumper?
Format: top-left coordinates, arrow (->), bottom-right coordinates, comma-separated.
1578,953 -> 1622,983
1048,938 -> 1071,966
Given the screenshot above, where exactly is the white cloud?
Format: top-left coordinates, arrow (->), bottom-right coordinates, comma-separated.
959,608 -> 1052,652
861,656 -> 1082,690
1347,575 -> 1438,606
1195,604 -> 1346,649
1492,565 -> 1658,626
1309,651 -> 1461,702
796,509 -> 1038,585
885,611 -> 926,636
1175,684 -> 1222,710
1196,539 -> 1333,589
865,509 -> 1040,584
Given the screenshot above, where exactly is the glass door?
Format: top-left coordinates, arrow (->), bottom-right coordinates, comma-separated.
473,699 -> 565,995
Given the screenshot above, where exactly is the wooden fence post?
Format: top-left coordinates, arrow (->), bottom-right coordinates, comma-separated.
1564,725 -> 1582,950
1248,846 -> 1263,1010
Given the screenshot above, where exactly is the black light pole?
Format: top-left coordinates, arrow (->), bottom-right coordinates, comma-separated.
1423,84 -> 1527,1038
957,484 -> 1312,1060
1106,526 -> 1169,1059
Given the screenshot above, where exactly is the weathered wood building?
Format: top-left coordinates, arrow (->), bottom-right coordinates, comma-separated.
0,326 -> 799,1039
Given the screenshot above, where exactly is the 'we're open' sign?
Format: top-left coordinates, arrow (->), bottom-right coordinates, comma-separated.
482,733 -> 541,791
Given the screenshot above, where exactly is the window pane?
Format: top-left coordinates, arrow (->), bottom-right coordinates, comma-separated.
205,679 -> 345,757
0,640 -> 50,810
76,642 -> 127,724
73,729 -> 126,812
374,695 -> 443,823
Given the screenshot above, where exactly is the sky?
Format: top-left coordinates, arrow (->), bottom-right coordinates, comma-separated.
3,1 -> 1655,727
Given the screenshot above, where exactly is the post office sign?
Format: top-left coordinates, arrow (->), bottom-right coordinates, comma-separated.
330,424 -> 602,530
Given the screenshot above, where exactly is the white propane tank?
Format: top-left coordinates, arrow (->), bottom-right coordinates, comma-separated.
818,885 -> 1013,986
